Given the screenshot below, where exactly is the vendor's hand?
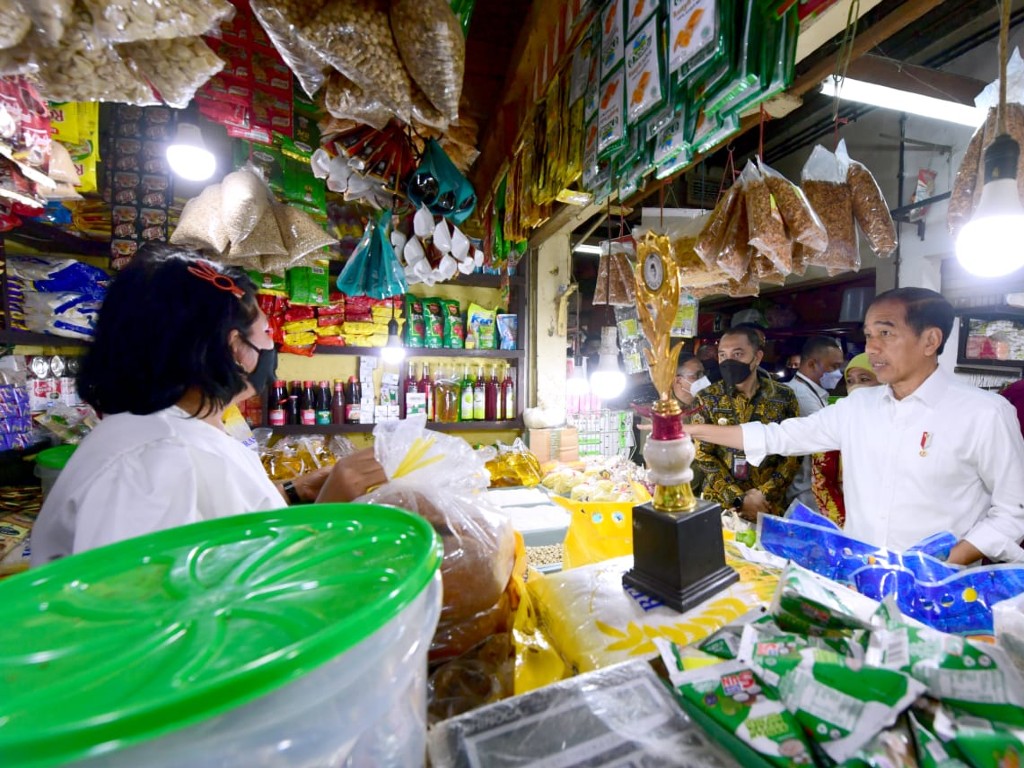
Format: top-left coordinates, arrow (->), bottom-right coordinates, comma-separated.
739,489 -> 770,521
316,448 -> 387,503
289,464 -> 332,503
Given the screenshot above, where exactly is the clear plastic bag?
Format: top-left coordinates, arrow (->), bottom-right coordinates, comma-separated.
390,0 -> 464,123
717,187 -> 752,280
169,184 -> 229,254
761,160 -> 827,252
0,1 -> 30,51
694,182 -> 739,269
838,140 -> 897,259
249,0 -> 330,98
271,202 -> 336,262
356,416 -> 516,661
224,208 -> 287,265
742,160 -> 792,275
303,0 -> 414,119
32,7 -> 158,105
22,0 -> 73,46
120,36 -> 224,110
80,0 -> 234,43
801,144 -> 858,274
324,71 -> 393,131
220,169 -> 269,243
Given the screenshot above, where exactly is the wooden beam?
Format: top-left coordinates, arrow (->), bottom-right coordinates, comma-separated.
528,201 -> 604,248
845,54 -> 985,105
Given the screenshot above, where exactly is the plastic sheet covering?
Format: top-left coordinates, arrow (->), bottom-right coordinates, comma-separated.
427,659 -> 741,768
355,415 -> 515,663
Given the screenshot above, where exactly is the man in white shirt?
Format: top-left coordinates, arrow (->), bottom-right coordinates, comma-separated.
784,336 -> 845,511
687,287 -> 1024,565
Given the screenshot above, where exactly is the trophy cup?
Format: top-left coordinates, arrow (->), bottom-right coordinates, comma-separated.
621,232 -> 738,613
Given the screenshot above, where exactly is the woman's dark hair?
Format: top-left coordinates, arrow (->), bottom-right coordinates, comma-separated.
871,287 -> 955,355
78,243 -> 260,417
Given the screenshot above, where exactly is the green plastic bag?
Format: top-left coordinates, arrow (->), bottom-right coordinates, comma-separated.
335,210 -> 408,299
406,139 -> 477,225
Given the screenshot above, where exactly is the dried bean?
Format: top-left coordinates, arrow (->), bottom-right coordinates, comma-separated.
390,0 -> 464,123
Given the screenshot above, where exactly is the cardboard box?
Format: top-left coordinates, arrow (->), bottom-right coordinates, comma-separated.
528,427 -> 579,464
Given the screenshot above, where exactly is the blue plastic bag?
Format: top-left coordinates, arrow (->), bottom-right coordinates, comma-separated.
335,210 -> 407,300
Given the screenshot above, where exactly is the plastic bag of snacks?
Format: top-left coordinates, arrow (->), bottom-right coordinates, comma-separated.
761,159 -> 828,253
0,1 -> 30,51
356,416 -> 516,664
80,0 -> 234,43
801,143 -> 859,275
271,202 -> 336,264
742,161 -> 792,275
248,0 -> 330,98
223,210 -> 288,267
717,183 -> 752,281
120,37 -> 225,110
303,0 -> 415,119
169,184 -> 229,254
22,0 -> 73,46
220,169 -> 270,243
390,0 -> 464,123
323,71 -> 393,131
695,183 -> 741,270
838,140 -> 897,259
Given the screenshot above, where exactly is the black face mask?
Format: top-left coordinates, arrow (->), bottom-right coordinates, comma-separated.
242,338 -> 278,395
719,359 -> 754,389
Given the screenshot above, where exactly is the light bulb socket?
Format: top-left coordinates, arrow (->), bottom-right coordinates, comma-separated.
984,133 -> 1020,184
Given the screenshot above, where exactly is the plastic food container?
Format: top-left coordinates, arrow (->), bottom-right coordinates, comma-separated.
0,503 -> 443,768
32,444 -> 76,502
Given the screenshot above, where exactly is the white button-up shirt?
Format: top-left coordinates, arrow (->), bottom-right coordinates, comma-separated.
740,366 -> 1024,561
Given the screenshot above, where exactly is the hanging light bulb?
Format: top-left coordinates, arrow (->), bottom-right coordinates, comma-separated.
955,0 -> 1024,277
380,304 -> 406,365
166,122 -> 216,182
590,326 -> 626,400
566,356 -> 590,395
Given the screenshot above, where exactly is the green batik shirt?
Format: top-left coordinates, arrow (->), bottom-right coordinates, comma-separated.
690,374 -> 801,515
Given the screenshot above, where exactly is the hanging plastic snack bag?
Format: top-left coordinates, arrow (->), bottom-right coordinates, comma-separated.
323,71 -> 392,130
665,659 -> 816,767
335,210 -> 408,299
440,298 -> 465,349
354,416 -> 515,662
760,160 -> 827,252
0,1 -> 30,51
801,144 -> 859,273
22,0 -> 73,46
81,0 -> 234,43
169,184 -> 229,255
221,169 -> 270,243
248,0 -> 329,98
625,15 -> 663,124
948,108 -> 992,237
223,210 -> 287,268
390,0 -> 464,123
599,0 -> 625,78
741,161 -> 792,275
695,182 -> 740,269
597,65 -> 626,159
422,297 -> 444,349
303,0 -> 414,118
407,139 -> 477,225
120,37 -> 225,110
838,140 -> 898,259
404,294 -> 425,347
669,0 -> 723,78
271,202 -> 336,263
467,302 -> 497,350
717,185 -> 752,280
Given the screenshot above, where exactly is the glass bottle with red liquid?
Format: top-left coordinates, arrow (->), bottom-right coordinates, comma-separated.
331,379 -> 346,425
484,364 -> 498,421
418,363 -> 434,421
267,380 -> 287,426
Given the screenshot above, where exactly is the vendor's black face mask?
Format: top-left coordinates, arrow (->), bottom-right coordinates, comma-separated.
719,359 -> 754,389
242,338 -> 277,395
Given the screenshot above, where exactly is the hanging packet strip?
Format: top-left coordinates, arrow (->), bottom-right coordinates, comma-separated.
669,0 -> 718,76
626,0 -> 657,39
599,0 -> 624,80
625,15 -> 663,124
597,65 -> 626,159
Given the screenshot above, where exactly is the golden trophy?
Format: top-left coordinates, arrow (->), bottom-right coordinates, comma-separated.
622,232 -> 738,613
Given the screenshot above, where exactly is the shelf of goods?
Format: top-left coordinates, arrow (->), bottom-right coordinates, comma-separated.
313,346 -> 525,359
269,418 -> 523,436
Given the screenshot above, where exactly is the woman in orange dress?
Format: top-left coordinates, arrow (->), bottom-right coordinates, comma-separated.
811,354 -> 880,526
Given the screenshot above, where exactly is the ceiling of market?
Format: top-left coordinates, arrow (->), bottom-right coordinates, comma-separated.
460,0 -> 1024,246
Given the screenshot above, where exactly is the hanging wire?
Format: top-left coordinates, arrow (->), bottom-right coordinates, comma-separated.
998,0 -> 1009,134
716,145 -> 736,203
829,0 -> 861,128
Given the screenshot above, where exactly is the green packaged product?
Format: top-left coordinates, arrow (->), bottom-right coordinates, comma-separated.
598,64 -> 626,160
704,0 -> 763,116
770,562 -> 874,635
466,302 -> 497,350
737,621 -> 866,673
599,0 -> 624,80
235,140 -> 285,195
669,0 -> 726,79
247,270 -> 287,295
404,294 -> 425,348
285,262 -> 329,306
440,298 -> 464,349
669,660 -> 815,766
908,713 -> 970,768
422,297 -> 444,349
697,609 -> 772,660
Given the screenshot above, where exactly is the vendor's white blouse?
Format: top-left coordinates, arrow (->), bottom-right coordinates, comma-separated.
741,366 -> 1024,562
31,406 -> 283,564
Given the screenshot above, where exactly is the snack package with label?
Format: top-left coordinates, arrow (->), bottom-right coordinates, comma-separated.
665,658 -> 815,767
466,302 -> 496,350
403,293 -> 425,347
440,298 -> 464,349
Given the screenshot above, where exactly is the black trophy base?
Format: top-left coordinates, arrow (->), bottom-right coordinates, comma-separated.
622,498 -> 739,614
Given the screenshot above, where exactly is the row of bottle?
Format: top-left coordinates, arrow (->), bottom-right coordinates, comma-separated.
406,363 -> 516,423
267,378 -> 361,426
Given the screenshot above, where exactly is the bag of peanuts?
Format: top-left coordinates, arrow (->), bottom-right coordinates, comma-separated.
22,0 -> 73,46
742,160 -> 792,276
390,0 -> 465,124
324,71 -> 393,131
249,0 -> 330,98
801,144 -> 859,275
837,140 -> 897,259
303,0 -> 415,119
120,37 -> 225,110
0,1 -> 30,51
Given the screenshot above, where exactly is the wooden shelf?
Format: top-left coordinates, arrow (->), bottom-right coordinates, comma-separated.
0,329 -> 89,347
266,418 -> 523,435
305,346 -> 524,359
5,221 -> 110,258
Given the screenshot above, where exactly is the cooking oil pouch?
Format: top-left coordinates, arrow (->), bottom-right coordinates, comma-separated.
467,302 -> 497,350
624,15 -> 663,124
597,65 -> 626,159
866,619 -> 1024,727
599,0 -> 624,79
769,649 -> 927,763
440,297 -> 464,348
666,659 -> 816,767
422,297 -> 444,349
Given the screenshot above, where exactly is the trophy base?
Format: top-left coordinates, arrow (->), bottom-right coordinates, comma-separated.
622,498 -> 739,614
